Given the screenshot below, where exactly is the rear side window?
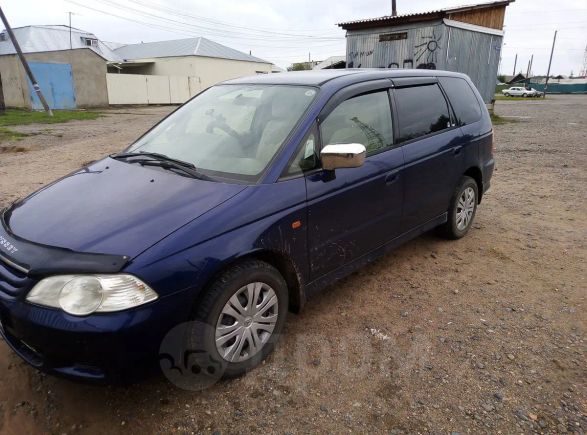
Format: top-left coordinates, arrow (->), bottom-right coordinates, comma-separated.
439,77 -> 482,126
394,84 -> 451,143
320,91 -> 394,155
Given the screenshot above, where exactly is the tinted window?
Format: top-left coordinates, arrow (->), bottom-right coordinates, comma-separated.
394,84 -> 451,143
439,77 -> 482,125
320,91 -> 393,155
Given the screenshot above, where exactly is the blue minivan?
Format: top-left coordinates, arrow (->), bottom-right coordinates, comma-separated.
0,69 -> 493,382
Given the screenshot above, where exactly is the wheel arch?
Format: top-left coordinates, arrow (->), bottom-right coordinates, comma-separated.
464,166 -> 484,203
199,250 -> 305,315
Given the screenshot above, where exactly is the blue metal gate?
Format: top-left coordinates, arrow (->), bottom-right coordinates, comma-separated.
27,62 -> 76,110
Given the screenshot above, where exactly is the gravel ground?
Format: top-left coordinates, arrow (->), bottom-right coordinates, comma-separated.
0,96 -> 585,434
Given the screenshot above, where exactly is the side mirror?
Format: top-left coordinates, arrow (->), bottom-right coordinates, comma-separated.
321,143 -> 366,171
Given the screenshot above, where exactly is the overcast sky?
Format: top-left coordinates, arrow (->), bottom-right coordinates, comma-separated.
2,0 -> 586,75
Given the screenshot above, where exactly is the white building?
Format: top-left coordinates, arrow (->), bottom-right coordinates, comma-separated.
0,25 -> 276,108
109,37 -> 274,94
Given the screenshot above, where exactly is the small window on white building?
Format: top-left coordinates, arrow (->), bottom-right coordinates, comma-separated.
81,37 -> 98,47
0,33 -> 7,42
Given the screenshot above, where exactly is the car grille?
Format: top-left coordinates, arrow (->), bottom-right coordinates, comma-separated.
0,257 -> 34,297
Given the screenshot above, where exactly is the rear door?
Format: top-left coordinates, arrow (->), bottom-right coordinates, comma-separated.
391,78 -> 464,232
305,82 -> 404,279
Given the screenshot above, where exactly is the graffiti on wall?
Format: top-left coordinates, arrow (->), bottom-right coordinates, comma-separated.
349,27 -> 443,70
414,28 -> 442,69
347,28 -> 442,69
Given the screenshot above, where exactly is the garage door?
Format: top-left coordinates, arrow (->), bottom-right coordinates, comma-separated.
28,62 -> 76,110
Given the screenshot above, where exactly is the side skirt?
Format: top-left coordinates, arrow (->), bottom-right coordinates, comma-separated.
304,213 -> 448,299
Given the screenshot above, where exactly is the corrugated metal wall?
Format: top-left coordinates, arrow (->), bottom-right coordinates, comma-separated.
345,21 -> 502,102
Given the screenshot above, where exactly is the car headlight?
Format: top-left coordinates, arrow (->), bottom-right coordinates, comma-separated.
26,274 -> 158,316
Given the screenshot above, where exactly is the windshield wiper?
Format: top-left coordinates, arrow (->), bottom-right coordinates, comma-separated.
111,152 -> 214,181
111,151 -> 196,169
135,159 -> 215,181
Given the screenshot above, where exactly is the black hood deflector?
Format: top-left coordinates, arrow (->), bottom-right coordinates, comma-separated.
0,209 -> 128,277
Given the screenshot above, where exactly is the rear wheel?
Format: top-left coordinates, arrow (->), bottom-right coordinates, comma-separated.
189,260 -> 288,378
438,176 -> 478,239
523,93 -> 528,97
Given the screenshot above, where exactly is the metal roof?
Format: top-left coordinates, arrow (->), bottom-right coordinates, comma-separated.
0,25 -> 122,61
313,56 -> 347,70
113,37 -> 271,64
338,0 -> 514,28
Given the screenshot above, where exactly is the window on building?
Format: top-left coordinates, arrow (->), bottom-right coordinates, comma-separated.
320,91 -> 394,155
394,84 -> 451,143
81,37 -> 98,47
439,77 -> 482,126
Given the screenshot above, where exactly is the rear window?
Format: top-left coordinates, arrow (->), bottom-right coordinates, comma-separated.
439,77 -> 482,126
394,84 -> 451,143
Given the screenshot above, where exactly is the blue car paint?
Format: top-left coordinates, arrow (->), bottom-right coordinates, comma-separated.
0,69 -> 494,381
7,159 -> 247,258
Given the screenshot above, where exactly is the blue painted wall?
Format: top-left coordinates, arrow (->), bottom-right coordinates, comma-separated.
27,62 -> 77,110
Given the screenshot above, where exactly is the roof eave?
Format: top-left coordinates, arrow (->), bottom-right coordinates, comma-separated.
338,13 -> 443,30
338,0 -> 515,30
445,0 -> 514,14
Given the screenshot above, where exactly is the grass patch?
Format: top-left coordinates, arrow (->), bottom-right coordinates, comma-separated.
490,114 -> 515,125
0,127 -> 28,142
494,95 -> 544,101
0,109 -> 101,126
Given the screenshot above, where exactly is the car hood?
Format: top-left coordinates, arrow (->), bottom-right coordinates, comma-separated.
4,158 -> 247,258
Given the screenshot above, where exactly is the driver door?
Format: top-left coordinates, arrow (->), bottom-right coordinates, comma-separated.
305,83 -> 405,280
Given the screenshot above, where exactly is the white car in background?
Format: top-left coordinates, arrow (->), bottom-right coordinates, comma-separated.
502,87 -> 543,97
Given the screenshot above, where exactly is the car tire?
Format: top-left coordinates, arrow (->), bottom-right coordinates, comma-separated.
523,93 -> 528,97
188,260 -> 288,378
504,93 -> 509,97
438,176 -> 479,240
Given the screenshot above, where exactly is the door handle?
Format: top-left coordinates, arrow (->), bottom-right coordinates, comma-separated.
385,172 -> 399,185
453,146 -> 463,156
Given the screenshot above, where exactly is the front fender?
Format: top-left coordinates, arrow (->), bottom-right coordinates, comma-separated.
124,177 -> 309,303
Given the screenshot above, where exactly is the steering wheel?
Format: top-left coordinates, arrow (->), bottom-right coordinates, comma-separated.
206,115 -> 241,141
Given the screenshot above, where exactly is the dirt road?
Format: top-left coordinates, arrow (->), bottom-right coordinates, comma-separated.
0,96 -> 585,434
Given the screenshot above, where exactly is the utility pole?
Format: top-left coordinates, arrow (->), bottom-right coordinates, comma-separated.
526,54 -> 533,78
0,6 -> 53,115
68,12 -> 73,50
392,0 -> 397,16
0,72 -> 5,115
512,53 -> 517,77
580,44 -> 587,77
544,30 -> 558,97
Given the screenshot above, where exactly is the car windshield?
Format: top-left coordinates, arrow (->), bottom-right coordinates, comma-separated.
126,84 -> 317,182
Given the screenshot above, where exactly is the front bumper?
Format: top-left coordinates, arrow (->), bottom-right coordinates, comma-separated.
0,290 -> 193,383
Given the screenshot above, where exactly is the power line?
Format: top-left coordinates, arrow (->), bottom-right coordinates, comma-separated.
125,0 -> 341,36
69,0 -> 343,42
66,0 -> 344,50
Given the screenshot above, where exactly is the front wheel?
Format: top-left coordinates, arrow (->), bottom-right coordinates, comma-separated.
438,176 -> 478,239
188,260 -> 288,378
523,93 -> 528,97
